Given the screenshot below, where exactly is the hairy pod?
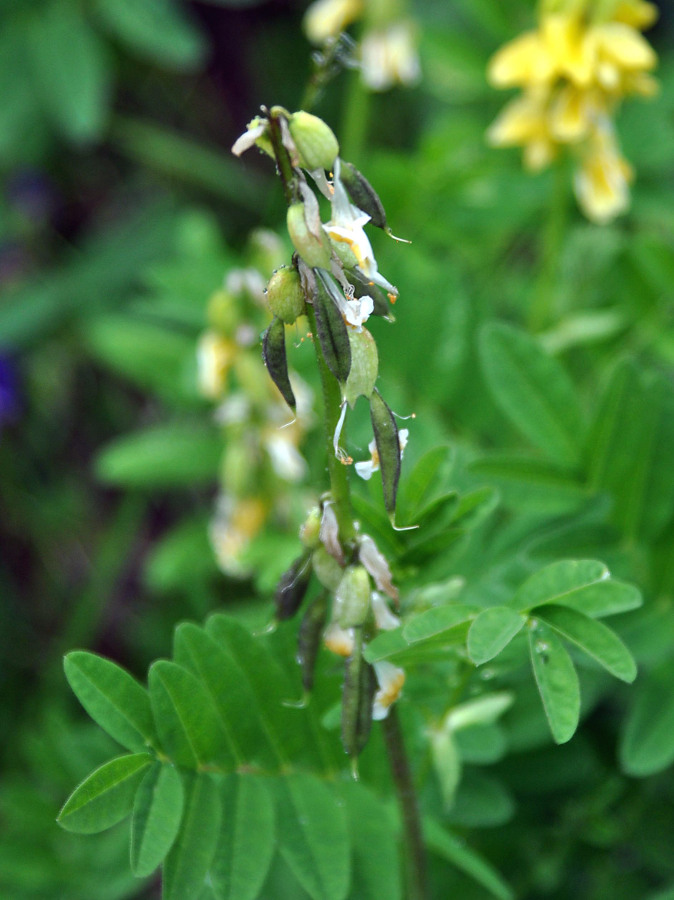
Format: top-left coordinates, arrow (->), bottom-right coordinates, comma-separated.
341,634 -> 377,758
274,552 -> 313,621
262,316 -> 295,410
369,389 -> 401,515
297,591 -> 329,692
311,545 -> 343,592
312,269 -> 352,383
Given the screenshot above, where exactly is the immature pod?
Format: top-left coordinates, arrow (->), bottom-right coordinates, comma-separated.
297,591 -> 329,693
288,111 -> 339,172
344,327 -> 378,409
274,552 -> 313,621
311,545 -> 343,591
287,202 -> 332,269
312,269 -> 352,383
339,161 -> 387,230
369,389 -> 401,515
336,565 -> 372,629
341,634 -> 377,760
266,265 -> 305,324
262,316 -> 295,410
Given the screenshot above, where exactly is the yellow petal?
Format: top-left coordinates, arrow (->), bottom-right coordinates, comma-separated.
487,31 -> 552,87
612,0 -> 658,30
486,94 -> 549,146
595,23 -> 657,71
303,0 -> 363,44
574,132 -> 633,224
549,85 -> 593,141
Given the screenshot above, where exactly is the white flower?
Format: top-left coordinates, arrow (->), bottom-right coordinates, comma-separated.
324,622 -> 356,657
319,501 -> 344,564
209,494 -> 267,577
355,428 -> 409,480
196,332 -> 236,399
372,661 -> 405,720
324,159 -> 397,295
303,0 -> 363,44
361,22 -> 421,92
231,122 -> 267,156
265,431 -> 307,482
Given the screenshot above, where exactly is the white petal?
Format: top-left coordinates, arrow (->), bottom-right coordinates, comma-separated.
359,535 -> 399,601
231,123 -> 266,156
371,591 -> 401,630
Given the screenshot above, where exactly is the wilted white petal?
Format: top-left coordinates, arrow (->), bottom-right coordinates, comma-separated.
333,399 -> 348,459
299,180 -> 325,239
320,501 -> 344,563
372,661 -> 405,720
371,591 -> 401,630
359,535 -> 398,601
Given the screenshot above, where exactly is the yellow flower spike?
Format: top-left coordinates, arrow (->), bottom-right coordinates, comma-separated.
612,0 -> 658,29
574,122 -> 633,223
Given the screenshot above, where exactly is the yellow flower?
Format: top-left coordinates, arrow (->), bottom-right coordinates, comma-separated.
209,495 -> 268,576
197,332 -> 237,399
487,1 -> 657,223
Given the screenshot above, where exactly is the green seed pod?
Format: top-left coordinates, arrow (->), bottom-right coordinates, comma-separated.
266,265 -> 305,324
336,565 -> 371,629
311,545 -> 343,591
313,269 -> 351,383
369,389 -> 401,515
297,591 -> 329,693
344,327 -> 378,409
339,161 -> 387,230
288,111 -> 339,171
274,552 -> 313,621
262,316 -> 295,410
341,634 -> 376,759
287,202 -> 332,269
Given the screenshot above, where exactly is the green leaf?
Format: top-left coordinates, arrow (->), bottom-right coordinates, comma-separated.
467,607 -> 526,666
148,661 -> 234,768
363,627 -> 409,663
58,753 -> 152,834
396,446 -> 454,524
513,559 -> 641,617
95,423 -> 222,488
339,782 -> 402,900
205,615 -> 316,768
403,605 -> 478,644
447,772 -> 515,828
163,773 -> 221,900
424,816 -> 514,900
480,322 -> 584,467
528,623 -> 580,744
273,773 -> 350,900
588,361 -> 674,540
130,763 -> 184,877
95,0 -> 207,70
64,651 -> 157,752
209,774 -> 275,900
470,454 -> 587,515
537,604 -> 637,683
28,1 -> 111,143
620,664 -> 674,776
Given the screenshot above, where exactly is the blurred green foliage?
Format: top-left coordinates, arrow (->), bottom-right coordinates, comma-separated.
2,0 -> 674,898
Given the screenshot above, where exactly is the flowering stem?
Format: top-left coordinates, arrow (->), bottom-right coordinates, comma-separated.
341,67 -> 372,162
305,305 -> 356,545
529,160 -> 569,332
382,707 -> 428,900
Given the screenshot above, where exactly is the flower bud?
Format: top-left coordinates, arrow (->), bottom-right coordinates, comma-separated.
287,202 -> 332,269
344,327 -> 379,408
336,565 -> 372,629
266,265 -> 305,324
289,111 -> 339,171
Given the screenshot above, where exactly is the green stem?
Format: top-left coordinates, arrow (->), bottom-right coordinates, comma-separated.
383,708 -> 428,900
528,160 -> 569,332
305,305 -> 356,545
341,66 -> 372,162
